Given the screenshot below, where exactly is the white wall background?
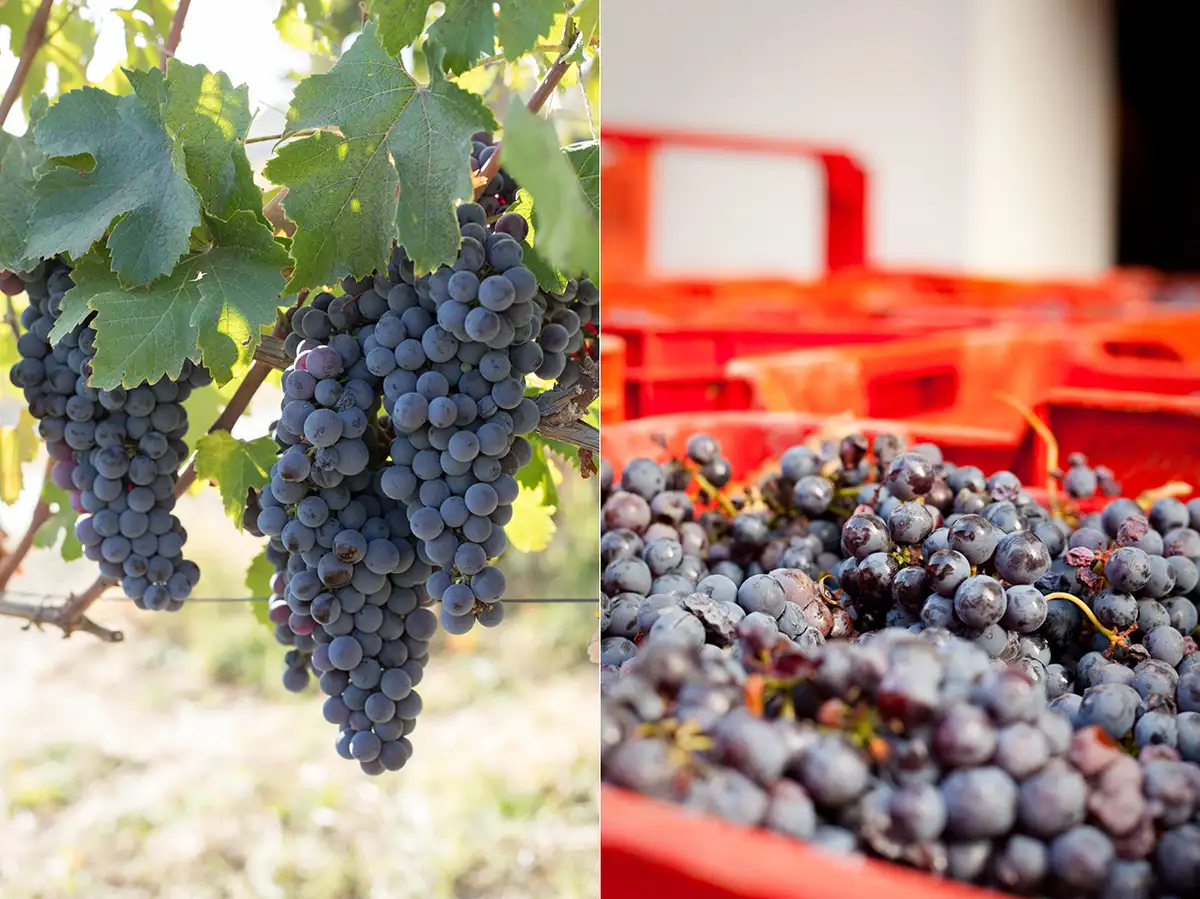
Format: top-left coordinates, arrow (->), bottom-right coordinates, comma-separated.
603,0 -> 1115,280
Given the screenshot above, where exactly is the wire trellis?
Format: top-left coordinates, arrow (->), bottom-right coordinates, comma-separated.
0,589 -> 598,605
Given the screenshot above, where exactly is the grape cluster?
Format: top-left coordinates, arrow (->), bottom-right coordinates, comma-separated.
606,629 -> 1200,896
378,200 -> 586,635
246,195 -> 597,768
1061,451 -> 1122,500
8,258 -> 202,609
467,132 -> 599,373
539,275 -> 600,382
601,432 -> 1200,896
248,284 -> 436,773
471,131 -> 520,216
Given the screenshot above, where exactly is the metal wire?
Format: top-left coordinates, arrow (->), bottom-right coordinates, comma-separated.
0,589 -> 597,605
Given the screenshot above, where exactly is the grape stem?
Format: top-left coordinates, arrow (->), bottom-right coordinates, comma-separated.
0,293 -> 309,640
473,18 -> 583,195
689,469 -> 737,517
160,0 -> 192,68
993,391 -> 1061,515
530,353 -> 600,453
0,0 -> 55,130
246,130 -> 317,145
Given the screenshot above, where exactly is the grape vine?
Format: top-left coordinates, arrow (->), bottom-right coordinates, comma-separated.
0,0 -> 600,775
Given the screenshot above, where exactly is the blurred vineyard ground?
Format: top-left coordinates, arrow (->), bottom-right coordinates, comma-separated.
0,456 -> 599,899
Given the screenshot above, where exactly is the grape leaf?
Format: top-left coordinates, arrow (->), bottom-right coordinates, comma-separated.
274,0 -> 363,55
496,0 -> 560,60
115,0 -> 176,71
564,139 -> 598,219
155,61 -> 262,219
50,212 -> 288,388
124,66 -> 168,117
27,86 -> 202,286
500,100 -> 598,277
507,482 -> 557,553
33,481 -> 83,562
530,432 -> 581,471
0,419 -> 35,504
0,321 -> 39,503
428,0 -> 495,74
573,0 -> 599,46
366,0 -> 434,56
193,432 -> 278,528
245,549 -> 275,626
506,189 -> 566,292
0,107 -> 45,272
269,23 -> 496,287
264,133 -> 399,293
515,439 -> 558,507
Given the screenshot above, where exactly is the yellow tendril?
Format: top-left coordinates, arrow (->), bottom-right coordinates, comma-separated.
993,392 -> 1061,516
1044,591 -> 1123,647
1137,481 -> 1194,511
690,469 -> 738,517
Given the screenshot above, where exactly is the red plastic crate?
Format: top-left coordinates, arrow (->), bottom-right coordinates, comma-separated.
1033,388 -> 1200,497
602,786 -> 1001,899
606,310 -> 988,420
601,126 -> 870,289
600,335 -> 626,425
726,313 -> 1200,436
820,266 -> 1160,323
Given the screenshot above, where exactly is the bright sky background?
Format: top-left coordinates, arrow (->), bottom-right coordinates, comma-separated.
0,0 -> 311,141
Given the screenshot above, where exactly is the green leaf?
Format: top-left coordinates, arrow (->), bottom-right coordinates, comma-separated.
264,133 -> 399,293
274,0 -> 363,55
269,22 -> 496,287
27,86 -> 202,286
245,549 -> 275,626
33,480 -> 83,562
500,100 -> 598,277
0,318 -> 39,502
366,0 -> 434,56
506,481 -> 557,553
0,420 -> 35,504
573,0 -> 599,46
496,0 -> 560,60
530,431 -> 581,471
157,61 -> 263,219
51,212 -> 288,388
564,139 -> 598,219
193,432 -> 278,529
428,0 -> 495,74
506,188 -> 566,292
115,0 -> 176,71
0,115 -> 45,272
515,439 -> 558,507
124,66 -> 168,120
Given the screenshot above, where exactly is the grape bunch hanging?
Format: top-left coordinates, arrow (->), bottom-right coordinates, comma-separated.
242,196 -> 597,772
9,258 -> 205,610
